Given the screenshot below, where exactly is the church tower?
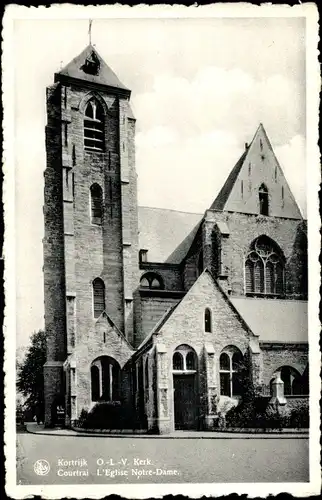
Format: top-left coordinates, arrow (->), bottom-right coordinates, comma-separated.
43,45 -> 138,426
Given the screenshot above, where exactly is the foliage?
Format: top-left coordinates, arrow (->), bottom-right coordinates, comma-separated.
76,402 -> 135,430
226,395 -> 309,430
16,329 -> 46,420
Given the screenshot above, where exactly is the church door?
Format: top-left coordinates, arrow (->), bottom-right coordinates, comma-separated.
173,375 -> 197,430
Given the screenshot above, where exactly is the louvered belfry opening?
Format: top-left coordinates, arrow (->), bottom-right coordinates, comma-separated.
84,99 -> 105,152
245,236 -> 284,296
90,184 -> 103,225
93,277 -> 105,318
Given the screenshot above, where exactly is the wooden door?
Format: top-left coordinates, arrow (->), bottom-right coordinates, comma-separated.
173,375 -> 197,430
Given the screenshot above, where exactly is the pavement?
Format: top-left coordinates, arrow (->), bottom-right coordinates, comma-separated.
25,422 -> 308,439
16,428 -> 310,484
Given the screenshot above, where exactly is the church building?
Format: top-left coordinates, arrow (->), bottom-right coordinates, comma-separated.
43,45 -> 308,432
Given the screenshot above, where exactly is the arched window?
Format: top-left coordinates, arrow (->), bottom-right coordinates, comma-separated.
204,308 -> 212,332
173,345 -> 197,372
140,277 -> 150,288
93,278 -> 105,318
84,99 -> 105,152
280,366 -> 302,396
259,183 -> 269,215
139,272 -> 164,290
219,347 -> 243,398
91,365 -> 100,401
245,236 -> 285,296
91,356 -> 120,402
173,352 -> 184,371
90,184 -> 103,225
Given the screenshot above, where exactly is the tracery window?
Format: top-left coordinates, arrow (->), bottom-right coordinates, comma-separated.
84,99 -> 105,152
245,236 -> 284,296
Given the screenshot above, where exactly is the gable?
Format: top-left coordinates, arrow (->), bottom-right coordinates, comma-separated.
155,270 -> 255,350
94,313 -> 134,367
211,124 -> 302,219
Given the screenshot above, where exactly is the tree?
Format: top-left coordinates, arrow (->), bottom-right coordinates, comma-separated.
17,330 -> 46,421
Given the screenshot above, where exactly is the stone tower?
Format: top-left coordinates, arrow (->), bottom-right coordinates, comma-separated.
43,45 -> 138,426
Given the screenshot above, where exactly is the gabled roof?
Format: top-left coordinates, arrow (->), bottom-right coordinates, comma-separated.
230,297 -> 308,343
210,150 -> 248,210
138,206 -> 202,264
55,44 -> 130,94
210,123 -> 303,219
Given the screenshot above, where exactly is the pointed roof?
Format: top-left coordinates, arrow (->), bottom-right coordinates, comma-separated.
55,44 -> 130,96
210,123 -> 303,219
210,150 -> 248,210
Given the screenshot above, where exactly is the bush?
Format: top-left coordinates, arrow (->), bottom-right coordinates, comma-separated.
226,397 -> 269,428
289,400 -> 309,428
76,402 -> 136,430
226,397 -> 309,429
77,409 -> 89,428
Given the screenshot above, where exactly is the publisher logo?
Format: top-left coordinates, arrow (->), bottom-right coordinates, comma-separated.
34,459 -> 50,476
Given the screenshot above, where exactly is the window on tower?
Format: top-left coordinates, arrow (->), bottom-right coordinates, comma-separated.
84,99 -> 105,152
90,183 -> 103,225
93,277 -> 105,318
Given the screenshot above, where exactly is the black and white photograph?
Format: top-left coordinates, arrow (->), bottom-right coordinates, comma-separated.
3,4 -> 321,498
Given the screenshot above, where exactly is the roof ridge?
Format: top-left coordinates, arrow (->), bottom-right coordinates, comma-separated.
138,205 -> 203,216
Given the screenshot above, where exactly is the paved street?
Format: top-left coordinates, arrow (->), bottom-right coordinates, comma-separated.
16,428 -> 309,485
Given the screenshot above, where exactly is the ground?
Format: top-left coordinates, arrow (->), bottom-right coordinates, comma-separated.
16,426 -> 309,485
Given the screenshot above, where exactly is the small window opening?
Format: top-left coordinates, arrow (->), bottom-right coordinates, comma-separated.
90,184 -> 103,225
259,184 -> 269,216
204,308 -> 212,333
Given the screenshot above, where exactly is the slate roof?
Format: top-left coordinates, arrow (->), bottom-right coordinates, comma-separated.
210,150 -> 247,210
56,44 -> 130,93
230,297 -> 308,343
138,206 -> 202,264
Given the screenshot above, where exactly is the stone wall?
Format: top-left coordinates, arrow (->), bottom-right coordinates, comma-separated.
204,210 -> 307,298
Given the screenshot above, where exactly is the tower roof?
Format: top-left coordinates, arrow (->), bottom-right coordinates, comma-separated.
210,123 -> 303,219
55,44 -> 130,96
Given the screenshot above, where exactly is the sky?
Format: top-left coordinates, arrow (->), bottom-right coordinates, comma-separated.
8,12 -> 309,347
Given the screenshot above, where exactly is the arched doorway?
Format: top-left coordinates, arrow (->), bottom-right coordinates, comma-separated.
172,345 -> 198,430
